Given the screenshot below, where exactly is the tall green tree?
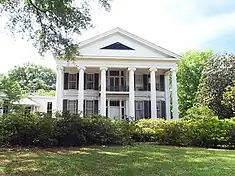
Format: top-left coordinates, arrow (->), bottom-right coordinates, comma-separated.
177,50 -> 213,117
0,0 -> 112,59
222,84 -> 235,116
8,63 -> 56,91
0,76 -> 23,106
197,53 -> 235,118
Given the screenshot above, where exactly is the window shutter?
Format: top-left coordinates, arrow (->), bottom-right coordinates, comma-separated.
143,74 -> 148,91
161,101 -> 166,118
84,73 -> 87,90
134,100 -> 136,120
83,100 -> 86,116
144,101 -> 151,119
94,100 -> 98,114
134,74 -> 136,91
94,73 -> 99,90
76,99 -> 78,114
64,73 -> 68,90
149,101 -> 151,119
77,73 -> 79,90
148,74 -> 151,91
144,101 -> 148,118
160,75 -> 165,91
63,99 -> 68,112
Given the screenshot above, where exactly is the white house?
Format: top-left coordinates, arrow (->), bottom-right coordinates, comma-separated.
55,28 -> 181,120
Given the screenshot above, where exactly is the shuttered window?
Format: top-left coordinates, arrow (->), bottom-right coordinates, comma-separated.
68,74 -> 77,89
135,101 -> 144,120
67,100 -> 77,114
85,100 -> 98,116
156,101 -> 161,118
86,74 -> 94,89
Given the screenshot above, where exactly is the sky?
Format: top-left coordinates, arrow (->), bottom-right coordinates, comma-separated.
0,0 -> 235,74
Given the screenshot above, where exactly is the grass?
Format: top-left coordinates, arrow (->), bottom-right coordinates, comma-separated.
1,144 -> 235,176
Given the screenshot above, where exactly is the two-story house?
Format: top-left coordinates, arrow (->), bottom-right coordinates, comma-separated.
55,28 -> 180,120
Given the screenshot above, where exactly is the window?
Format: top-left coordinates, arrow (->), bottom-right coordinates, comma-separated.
47,102 -> 52,113
67,100 -> 77,114
156,82 -> 160,91
156,101 -> 161,118
86,74 -> 94,89
68,74 -> 77,89
135,74 -> 143,90
86,100 -> 94,117
100,42 -> 135,50
136,101 -> 144,120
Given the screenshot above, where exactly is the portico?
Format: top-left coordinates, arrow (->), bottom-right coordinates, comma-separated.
55,27 -> 181,120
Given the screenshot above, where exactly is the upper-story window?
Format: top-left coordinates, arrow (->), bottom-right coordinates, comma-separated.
68,74 -> 77,89
86,74 -> 94,89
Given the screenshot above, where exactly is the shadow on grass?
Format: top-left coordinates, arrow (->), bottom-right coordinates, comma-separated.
1,144 -> 235,176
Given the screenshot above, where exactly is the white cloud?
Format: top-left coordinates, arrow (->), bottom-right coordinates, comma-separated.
0,0 -> 235,73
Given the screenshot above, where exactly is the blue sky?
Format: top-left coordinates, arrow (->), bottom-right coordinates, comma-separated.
0,0 -> 235,73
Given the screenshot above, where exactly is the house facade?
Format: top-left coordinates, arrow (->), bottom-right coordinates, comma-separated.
55,28 -> 180,120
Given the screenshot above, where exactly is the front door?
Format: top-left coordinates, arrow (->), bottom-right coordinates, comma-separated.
109,101 -> 120,119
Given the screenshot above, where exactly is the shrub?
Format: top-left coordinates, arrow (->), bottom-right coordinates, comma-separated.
183,106 -> 215,121
1,111 -> 235,149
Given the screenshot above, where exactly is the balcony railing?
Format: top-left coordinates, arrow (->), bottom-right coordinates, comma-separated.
107,85 -> 129,91
99,85 -> 129,92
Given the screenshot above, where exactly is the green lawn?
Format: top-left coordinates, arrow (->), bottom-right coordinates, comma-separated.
1,144 -> 235,176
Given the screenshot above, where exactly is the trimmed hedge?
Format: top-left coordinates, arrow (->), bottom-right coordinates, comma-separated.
1,112 -> 235,148
0,112 -> 134,147
133,118 -> 235,148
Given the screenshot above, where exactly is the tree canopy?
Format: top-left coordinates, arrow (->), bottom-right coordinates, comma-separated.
177,50 -> 213,117
0,0 -> 112,59
0,75 -> 23,105
197,53 -> 235,118
8,63 -> 56,91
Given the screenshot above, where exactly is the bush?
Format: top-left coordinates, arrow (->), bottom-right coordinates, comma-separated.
0,112 -> 135,147
133,117 -> 235,148
1,111 -> 235,149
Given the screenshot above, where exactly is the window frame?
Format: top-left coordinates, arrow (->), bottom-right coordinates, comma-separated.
136,101 -> 144,119
67,100 -> 77,114
86,74 -> 95,90
86,100 -> 94,117
68,74 -> 77,89
47,102 -> 52,113
156,101 -> 161,118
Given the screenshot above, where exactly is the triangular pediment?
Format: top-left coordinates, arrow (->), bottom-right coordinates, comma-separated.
78,28 -> 180,59
100,42 -> 135,50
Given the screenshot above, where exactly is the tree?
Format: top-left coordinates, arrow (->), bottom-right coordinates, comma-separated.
197,53 -> 235,118
222,84 -> 235,116
0,0 -> 112,59
0,76 -> 23,108
177,50 -> 213,117
8,63 -> 56,91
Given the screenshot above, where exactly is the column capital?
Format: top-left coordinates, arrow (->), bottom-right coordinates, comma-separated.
56,66 -> 64,71
100,67 -> 108,71
164,71 -> 170,76
170,68 -> 177,72
77,66 -> 86,71
128,67 -> 136,71
149,67 -> 157,72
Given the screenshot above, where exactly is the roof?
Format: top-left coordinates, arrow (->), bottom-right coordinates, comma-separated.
79,27 -> 181,59
13,98 -> 39,106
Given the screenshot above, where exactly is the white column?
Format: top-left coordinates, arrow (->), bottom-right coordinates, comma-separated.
149,67 -> 157,119
55,66 -> 64,111
171,68 -> 179,120
164,71 -> 171,120
128,67 -> 136,118
78,66 -> 86,117
100,67 -> 108,116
